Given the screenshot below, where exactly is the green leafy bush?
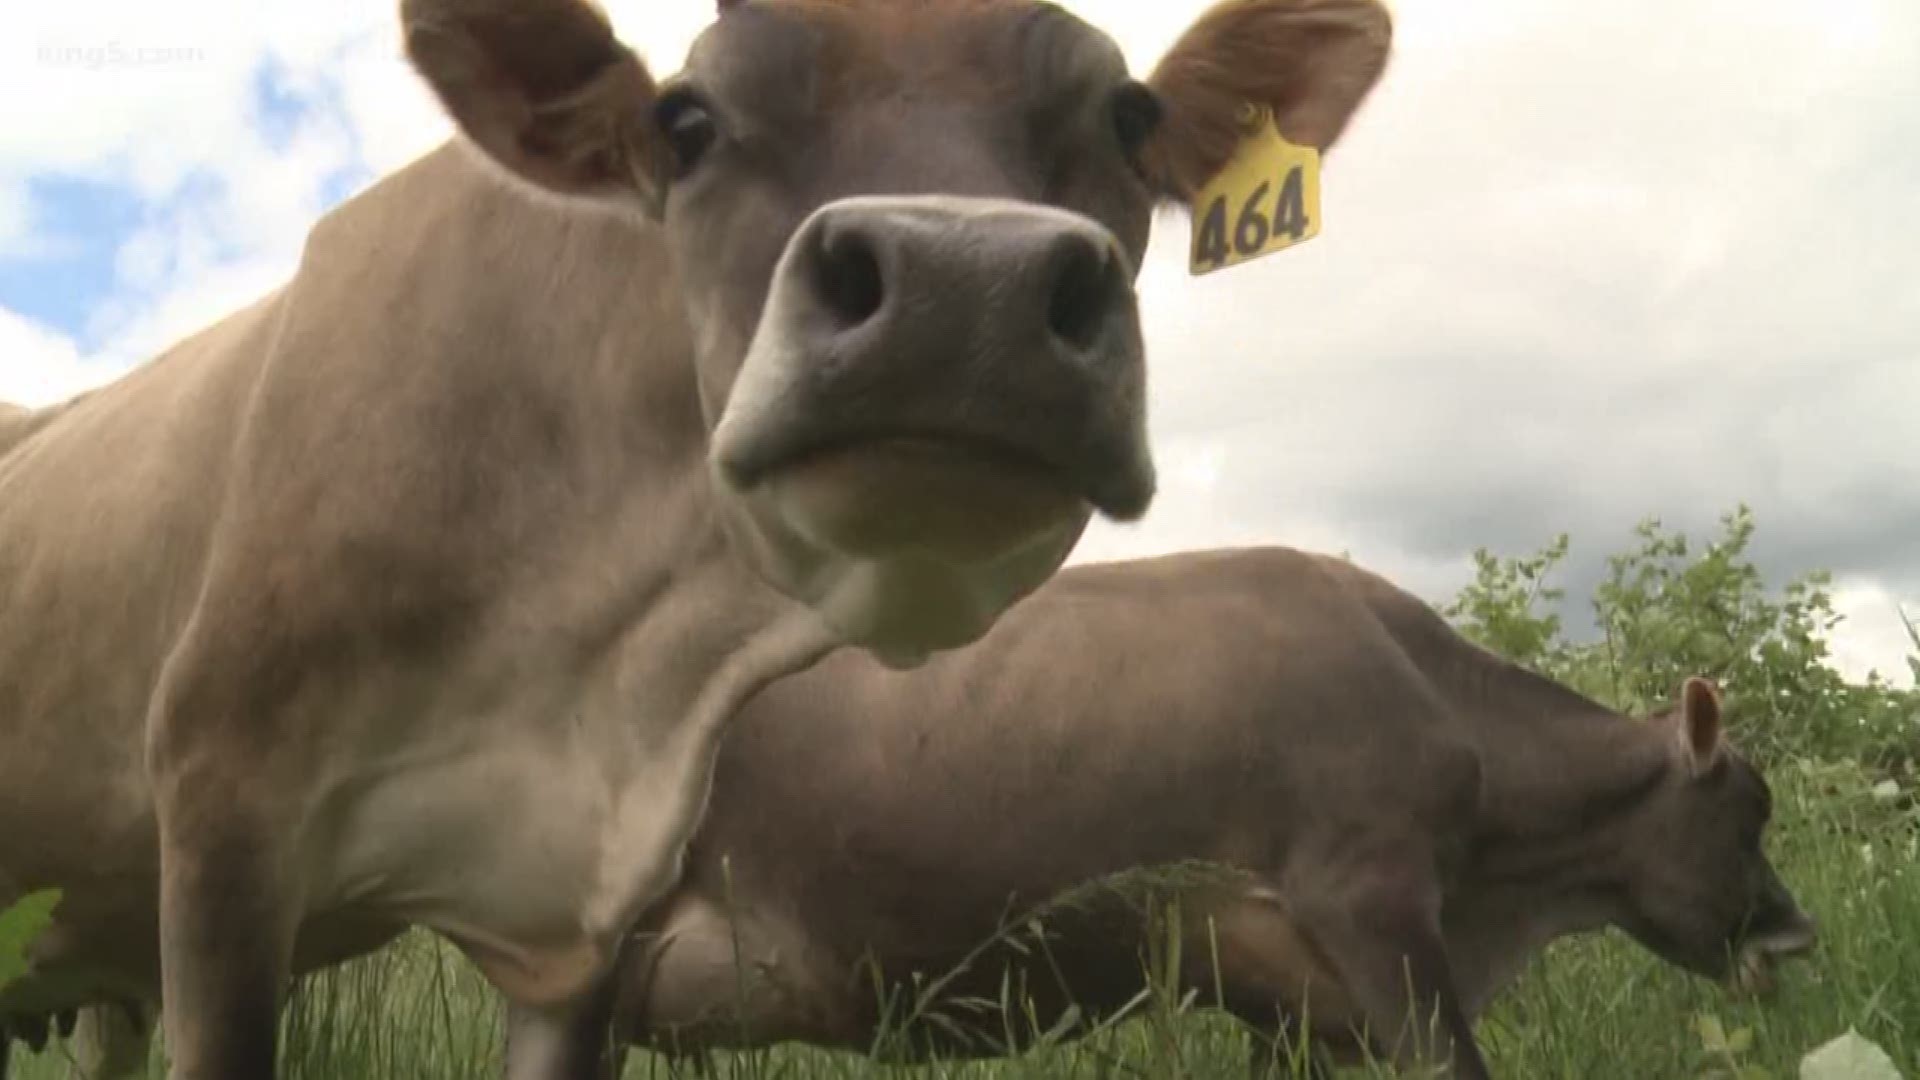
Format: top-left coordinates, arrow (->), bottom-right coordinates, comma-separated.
0,889 -> 60,994
1443,505 -> 1920,778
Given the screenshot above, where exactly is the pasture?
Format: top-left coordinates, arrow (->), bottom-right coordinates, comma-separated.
9,509 -> 1914,1079
14,764 -> 1915,1079
3,0 -> 1915,1077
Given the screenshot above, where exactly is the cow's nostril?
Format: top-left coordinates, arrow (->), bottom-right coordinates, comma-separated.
1047,239 -> 1117,352
813,227 -> 885,330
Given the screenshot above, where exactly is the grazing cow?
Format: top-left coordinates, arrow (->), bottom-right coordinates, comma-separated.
610,547 -> 1819,1079
0,1 -> 1395,1078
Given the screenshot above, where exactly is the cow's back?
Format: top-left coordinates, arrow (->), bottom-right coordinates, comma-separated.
0,288 -> 281,905
673,548 -> 1471,975
1,138 -> 697,1010
718,545 -> 1470,833
0,402 -> 30,456
0,398 -> 89,459
0,140 -> 537,895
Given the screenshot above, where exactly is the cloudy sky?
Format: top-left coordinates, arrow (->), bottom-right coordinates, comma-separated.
2,0 -> 1914,686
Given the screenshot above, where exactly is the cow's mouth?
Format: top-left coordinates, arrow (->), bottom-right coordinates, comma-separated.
771,430 -> 1065,487
710,423 -> 1119,659
725,424 -> 1145,522
742,431 -> 1092,562
1729,922 -> 1818,997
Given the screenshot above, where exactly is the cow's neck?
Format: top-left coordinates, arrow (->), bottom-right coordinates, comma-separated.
454,145 -> 853,940
1439,661 -> 1670,1011
396,141 -> 845,723
293,142 -> 849,1000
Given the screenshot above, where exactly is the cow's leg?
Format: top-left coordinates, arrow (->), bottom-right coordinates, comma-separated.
152,804 -> 297,1080
503,971 -> 625,1080
1185,901 -> 1339,1080
147,643 -> 312,1080
68,1001 -> 156,1080
1286,867 -> 1489,1080
618,899 -> 815,1055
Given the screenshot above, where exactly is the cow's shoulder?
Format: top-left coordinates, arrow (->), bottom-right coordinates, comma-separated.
1282,551 -> 1472,675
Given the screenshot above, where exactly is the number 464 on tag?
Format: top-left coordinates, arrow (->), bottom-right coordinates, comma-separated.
1189,105 -> 1322,277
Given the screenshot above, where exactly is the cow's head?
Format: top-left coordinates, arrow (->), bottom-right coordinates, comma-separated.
401,0 -> 1392,664
1617,677 -> 1817,994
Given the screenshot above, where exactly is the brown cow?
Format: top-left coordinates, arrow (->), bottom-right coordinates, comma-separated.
0,1 -> 1395,1078
610,548 -> 1818,1079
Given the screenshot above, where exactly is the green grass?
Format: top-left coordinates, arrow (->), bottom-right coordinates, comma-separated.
12,758 -> 1915,1079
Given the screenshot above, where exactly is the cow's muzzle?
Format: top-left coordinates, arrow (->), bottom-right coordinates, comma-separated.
1729,903 -> 1818,997
713,193 -> 1155,544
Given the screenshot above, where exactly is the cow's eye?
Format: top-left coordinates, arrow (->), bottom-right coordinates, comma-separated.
1109,81 -> 1161,163
656,90 -> 718,179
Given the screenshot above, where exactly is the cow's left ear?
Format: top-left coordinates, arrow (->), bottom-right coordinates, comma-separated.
402,0 -> 671,213
1677,676 -> 1724,777
1141,0 -> 1393,205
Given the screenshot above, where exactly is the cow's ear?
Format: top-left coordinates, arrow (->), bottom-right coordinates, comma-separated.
1677,676 -> 1724,777
402,0 -> 671,213
1141,0 -> 1393,205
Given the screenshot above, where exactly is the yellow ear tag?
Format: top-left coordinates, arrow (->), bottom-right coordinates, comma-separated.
1188,104 -> 1322,277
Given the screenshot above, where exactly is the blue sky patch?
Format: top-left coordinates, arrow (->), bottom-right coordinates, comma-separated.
253,56 -> 372,210
0,57 -> 372,352
250,58 -> 315,154
0,176 -> 148,345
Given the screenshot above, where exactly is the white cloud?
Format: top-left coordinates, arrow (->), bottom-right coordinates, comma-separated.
1829,580 -> 1919,687
0,0 -> 375,396
1,0 -> 1913,688
1072,0 -> 1920,686
0,309 -> 113,408
8,6 -> 360,171
328,31 -> 450,178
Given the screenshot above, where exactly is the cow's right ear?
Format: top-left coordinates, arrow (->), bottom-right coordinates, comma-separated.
401,0 -> 671,214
